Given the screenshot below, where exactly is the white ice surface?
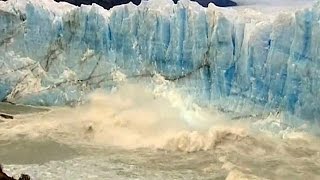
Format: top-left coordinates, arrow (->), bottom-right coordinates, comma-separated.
0,0 -> 319,125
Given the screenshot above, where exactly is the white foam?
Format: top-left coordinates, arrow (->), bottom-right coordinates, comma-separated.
0,83 -> 246,150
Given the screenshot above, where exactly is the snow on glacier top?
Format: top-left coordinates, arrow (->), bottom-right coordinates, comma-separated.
232,0 -> 314,14
213,0 -> 315,23
0,0 -> 76,15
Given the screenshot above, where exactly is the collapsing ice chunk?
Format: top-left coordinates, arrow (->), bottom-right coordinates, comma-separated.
0,0 -> 319,127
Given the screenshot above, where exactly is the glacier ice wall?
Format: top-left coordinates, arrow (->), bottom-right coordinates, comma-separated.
0,0 -> 320,124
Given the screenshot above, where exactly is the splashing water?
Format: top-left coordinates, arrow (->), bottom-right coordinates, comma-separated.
0,82 -> 233,150
0,79 -> 320,179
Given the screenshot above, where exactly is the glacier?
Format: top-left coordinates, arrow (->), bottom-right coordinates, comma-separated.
0,0 -> 319,125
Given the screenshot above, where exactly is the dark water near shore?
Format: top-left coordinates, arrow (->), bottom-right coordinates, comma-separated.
0,102 -> 49,115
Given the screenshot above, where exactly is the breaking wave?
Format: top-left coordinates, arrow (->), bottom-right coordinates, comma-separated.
1,77 -> 320,180
0,78 -> 318,154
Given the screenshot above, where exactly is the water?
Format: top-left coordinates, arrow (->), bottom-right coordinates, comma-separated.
0,84 -> 320,179
1,134 -> 320,179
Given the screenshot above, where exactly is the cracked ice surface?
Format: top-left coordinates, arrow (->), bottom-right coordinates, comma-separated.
0,0 -> 319,125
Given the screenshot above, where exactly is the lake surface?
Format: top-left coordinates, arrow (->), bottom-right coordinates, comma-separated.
0,90 -> 320,180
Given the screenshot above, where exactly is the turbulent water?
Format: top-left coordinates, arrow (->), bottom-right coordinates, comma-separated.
0,83 -> 320,179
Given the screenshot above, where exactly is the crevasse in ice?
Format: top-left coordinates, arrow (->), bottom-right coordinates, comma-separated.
0,0 -> 319,124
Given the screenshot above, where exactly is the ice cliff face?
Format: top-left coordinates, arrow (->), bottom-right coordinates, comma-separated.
0,0 -> 319,124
